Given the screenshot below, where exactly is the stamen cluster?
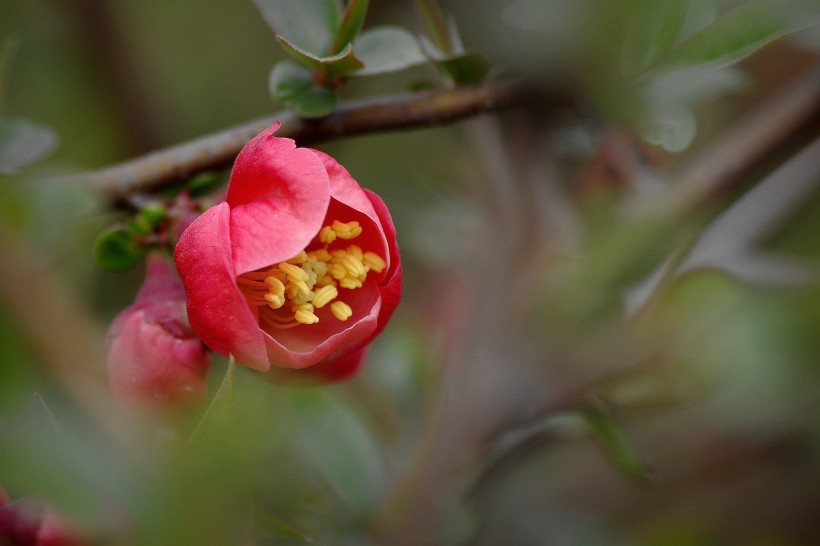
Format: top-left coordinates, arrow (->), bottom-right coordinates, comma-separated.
239,220 -> 386,329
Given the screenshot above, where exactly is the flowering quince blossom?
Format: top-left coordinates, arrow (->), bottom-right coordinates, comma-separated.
106,254 -> 211,413
174,122 -> 401,379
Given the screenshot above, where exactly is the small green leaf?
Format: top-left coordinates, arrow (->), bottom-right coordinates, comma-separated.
276,34 -> 364,77
190,356 -> 236,441
128,203 -> 166,235
291,85 -> 338,118
437,52 -> 491,85
580,398 -> 653,484
0,118 -> 58,175
187,170 -> 226,197
656,0 -> 812,70
353,26 -> 427,76
269,61 -> 315,103
93,227 -> 144,271
252,0 -> 341,54
270,61 -> 337,118
331,0 -> 369,54
625,0 -> 690,72
289,389 -> 388,513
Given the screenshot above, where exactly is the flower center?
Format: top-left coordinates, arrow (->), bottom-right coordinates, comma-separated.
238,220 -> 386,330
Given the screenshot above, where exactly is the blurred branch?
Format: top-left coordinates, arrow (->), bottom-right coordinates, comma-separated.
675,65 -> 820,210
78,81 -> 537,204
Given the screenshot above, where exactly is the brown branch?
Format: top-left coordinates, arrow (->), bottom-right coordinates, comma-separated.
79,81 -> 536,203
674,65 -> 820,211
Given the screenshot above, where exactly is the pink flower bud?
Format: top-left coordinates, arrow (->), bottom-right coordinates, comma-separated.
107,254 -> 211,414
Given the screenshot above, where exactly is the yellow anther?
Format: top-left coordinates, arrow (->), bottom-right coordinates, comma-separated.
279,262 -> 309,282
312,285 -> 338,308
293,290 -> 314,305
329,264 -> 347,280
287,251 -> 308,264
319,226 -> 336,244
363,252 -> 386,273
264,276 -> 286,296
339,277 -> 362,290
331,301 -> 353,321
348,245 -> 363,260
317,275 -> 337,287
342,254 -> 366,278
291,303 -> 314,313
287,278 -> 311,297
264,293 -> 285,309
332,220 -> 362,240
309,248 -> 331,262
294,309 -> 320,324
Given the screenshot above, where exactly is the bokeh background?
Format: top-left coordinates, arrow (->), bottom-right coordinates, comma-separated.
2,1 -> 820,544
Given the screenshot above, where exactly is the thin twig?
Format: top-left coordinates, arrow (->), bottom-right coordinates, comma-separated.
674,65 -> 820,210
78,81 -> 537,203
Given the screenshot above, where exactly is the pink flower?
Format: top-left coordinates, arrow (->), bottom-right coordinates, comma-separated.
106,254 -> 211,414
174,123 -> 401,379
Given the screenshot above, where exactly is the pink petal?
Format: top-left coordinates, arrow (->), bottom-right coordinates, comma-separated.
365,189 -> 403,337
174,203 -> 269,370
228,126 -> 331,274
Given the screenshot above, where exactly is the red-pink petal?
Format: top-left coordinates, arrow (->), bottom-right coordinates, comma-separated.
174,202 -> 269,370
227,126 -> 330,274
365,189 -> 402,337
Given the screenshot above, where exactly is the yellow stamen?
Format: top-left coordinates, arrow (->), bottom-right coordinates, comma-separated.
342,254 -> 366,278
363,251 -> 386,273
319,226 -> 336,244
332,220 -> 362,240
279,262 -> 310,282
331,301 -> 353,321
294,309 -> 320,324
265,276 -> 286,296
312,285 -> 338,308
239,221 -> 387,329
339,277 -> 362,290
263,293 -> 285,309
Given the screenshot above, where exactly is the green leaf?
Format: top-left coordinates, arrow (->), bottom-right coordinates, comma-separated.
0,118 -> 58,175
580,398 -> 653,484
625,0 -> 690,72
276,34 -> 364,77
331,0 -> 369,54
437,52 -> 491,85
187,170 -> 226,197
93,227 -> 144,271
291,85 -> 338,118
269,61 -> 314,103
353,26 -> 427,76
269,61 -> 338,118
252,0 -> 341,54
190,356 -> 236,441
289,389 -> 388,513
655,0 -> 813,70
